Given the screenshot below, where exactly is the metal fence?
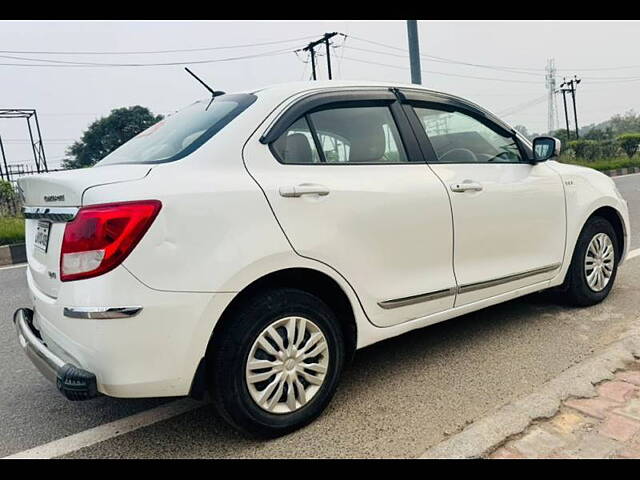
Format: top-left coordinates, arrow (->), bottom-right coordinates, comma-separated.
0,164 -> 66,216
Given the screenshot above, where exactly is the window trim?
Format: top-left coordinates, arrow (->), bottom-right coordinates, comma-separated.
268,97 -> 424,166
404,100 -> 530,165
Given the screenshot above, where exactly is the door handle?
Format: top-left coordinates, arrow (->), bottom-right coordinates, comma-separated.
279,184 -> 330,198
450,181 -> 483,193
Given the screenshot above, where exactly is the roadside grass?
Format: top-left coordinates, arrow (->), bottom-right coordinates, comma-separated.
0,216 -> 25,246
559,155 -> 640,172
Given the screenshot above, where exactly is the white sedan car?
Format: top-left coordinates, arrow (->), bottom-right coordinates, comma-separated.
14,80 -> 630,437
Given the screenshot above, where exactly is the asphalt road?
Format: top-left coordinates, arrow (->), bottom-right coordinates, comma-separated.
1,174 -> 639,459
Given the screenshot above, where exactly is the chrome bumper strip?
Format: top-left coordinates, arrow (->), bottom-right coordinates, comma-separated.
23,206 -> 79,222
63,306 -> 143,319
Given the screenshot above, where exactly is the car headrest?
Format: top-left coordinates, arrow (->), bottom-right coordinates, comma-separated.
284,133 -> 314,163
349,123 -> 386,163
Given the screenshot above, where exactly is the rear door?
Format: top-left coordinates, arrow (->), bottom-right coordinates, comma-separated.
244,89 -> 457,327
401,90 -> 566,306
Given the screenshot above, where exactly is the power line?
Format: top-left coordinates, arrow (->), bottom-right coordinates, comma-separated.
340,56 -> 542,84
497,95 -> 548,117
0,36 -> 318,55
347,34 -> 640,76
342,45 -> 544,77
347,35 -> 546,73
298,32 -> 342,80
0,47 -> 294,67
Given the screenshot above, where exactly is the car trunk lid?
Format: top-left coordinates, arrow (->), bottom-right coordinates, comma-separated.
18,164 -> 152,298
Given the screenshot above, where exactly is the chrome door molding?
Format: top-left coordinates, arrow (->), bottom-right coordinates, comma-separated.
378,287 -> 456,309
457,263 -> 561,294
23,206 -> 79,222
378,263 -> 561,309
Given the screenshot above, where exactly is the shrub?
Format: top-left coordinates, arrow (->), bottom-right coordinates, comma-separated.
617,133 -> 640,159
567,139 -> 600,161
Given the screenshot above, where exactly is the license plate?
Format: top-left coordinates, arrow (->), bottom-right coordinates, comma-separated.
34,221 -> 51,253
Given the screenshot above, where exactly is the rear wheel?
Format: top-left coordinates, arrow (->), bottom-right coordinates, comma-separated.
562,216 -> 619,306
209,288 -> 345,437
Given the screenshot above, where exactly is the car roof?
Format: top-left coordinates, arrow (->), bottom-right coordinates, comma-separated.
250,79 -> 454,100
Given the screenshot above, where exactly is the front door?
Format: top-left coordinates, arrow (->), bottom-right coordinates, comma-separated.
406,100 -> 566,306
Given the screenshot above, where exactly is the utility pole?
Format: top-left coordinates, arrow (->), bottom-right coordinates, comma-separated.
406,20 -> 422,84
561,76 -> 581,139
301,32 -> 339,80
569,76 -> 581,139
559,82 -> 571,140
0,135 -> 7,182
545,58 -> 557,134
309,49 -> 317,81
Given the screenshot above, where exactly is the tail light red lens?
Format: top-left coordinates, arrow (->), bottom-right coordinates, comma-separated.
60,200 -> 162,282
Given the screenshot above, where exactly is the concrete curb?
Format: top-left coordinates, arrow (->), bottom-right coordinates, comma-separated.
604,166 -> 640,177
0,243 -> 26,267
420,331 -> 640,459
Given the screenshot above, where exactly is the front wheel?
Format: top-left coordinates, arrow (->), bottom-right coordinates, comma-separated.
209,288 -> 345,437
562,216 -> 620,306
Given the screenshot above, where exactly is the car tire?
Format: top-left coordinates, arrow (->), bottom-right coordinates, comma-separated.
561,216 -> 620,307
209,288 -> 345,438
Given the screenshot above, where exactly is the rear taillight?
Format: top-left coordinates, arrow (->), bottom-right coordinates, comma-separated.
60,200 -> 162,282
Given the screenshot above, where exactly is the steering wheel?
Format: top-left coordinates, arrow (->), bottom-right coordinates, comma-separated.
439,148 -> 478,163
487,151 -> 513,162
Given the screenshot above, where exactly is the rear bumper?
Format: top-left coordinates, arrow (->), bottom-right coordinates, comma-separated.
13,307 -> 98,401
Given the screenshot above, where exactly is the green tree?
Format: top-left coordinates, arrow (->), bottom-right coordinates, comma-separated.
62,106 -> 163,169
513,124 -> 531,139
583,126 -> 614,141
610,110 -> 640,136
0,180 -> 17,216
549,129 -> 571,152
617,133 -> 640,159
567,139 -> 600,161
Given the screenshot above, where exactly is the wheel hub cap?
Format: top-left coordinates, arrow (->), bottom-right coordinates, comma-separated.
584,232 -> 614,292
245,316 -> 329,414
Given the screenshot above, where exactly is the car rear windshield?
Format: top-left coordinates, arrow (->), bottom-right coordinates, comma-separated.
96,93 -> 257,166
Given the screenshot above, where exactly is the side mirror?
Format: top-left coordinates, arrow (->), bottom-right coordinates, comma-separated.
532,136 -> 561,162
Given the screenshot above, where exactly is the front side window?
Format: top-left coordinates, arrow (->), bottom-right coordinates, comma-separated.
271,105 -> 409,164
414,107 -> 523,163
96,93 -> 256,166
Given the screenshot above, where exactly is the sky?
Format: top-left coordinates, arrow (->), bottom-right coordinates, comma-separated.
1,20 -> 639,170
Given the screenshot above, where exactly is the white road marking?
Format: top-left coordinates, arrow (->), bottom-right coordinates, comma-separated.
2,398 -> 203,459
0,263 -> 26,271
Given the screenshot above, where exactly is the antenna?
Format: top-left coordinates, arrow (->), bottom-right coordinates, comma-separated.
184,67 -> 225,97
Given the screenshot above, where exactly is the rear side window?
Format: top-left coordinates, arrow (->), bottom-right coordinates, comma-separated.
96,93 -> 256,166
271,117 -> 321,164
271,105 -> 408,164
